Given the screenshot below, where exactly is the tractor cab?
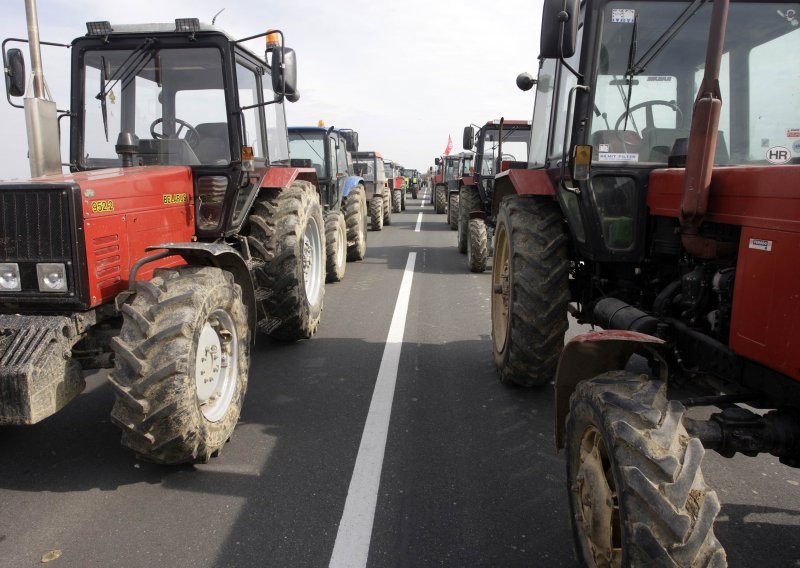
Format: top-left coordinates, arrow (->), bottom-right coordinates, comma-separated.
463,119 -> 531,205
288,126 -> 356,213
56,20 -> 298,239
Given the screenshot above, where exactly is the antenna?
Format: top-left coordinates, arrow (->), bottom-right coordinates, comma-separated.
212,8 -> 225,25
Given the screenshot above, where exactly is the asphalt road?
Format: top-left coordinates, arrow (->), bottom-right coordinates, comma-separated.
1,193 -> 799,567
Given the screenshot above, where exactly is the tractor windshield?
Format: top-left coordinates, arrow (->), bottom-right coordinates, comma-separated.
444,158 -> 460,180
354,157 -> 376,181
288,131 -> 326,178
591,0 -> 800,165
82,46 -> 230,169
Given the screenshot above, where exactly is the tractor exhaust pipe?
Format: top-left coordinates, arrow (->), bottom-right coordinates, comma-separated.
23,0 -> 62,178
678,0 -> 729,259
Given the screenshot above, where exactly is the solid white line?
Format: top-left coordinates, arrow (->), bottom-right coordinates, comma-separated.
414,212 -> 423,232
329,253 -> 417,568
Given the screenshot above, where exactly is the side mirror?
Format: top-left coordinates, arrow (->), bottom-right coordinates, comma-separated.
271,47 -> 298,100
540,0 -> 579,59
462,126 -> 474,150
5,48 -> 26,97
435,157 -> 441,166
516,72 -> 536,92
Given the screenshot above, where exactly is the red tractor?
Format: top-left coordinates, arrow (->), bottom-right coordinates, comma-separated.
0,15 -> 327,464
494,0 -> 800,563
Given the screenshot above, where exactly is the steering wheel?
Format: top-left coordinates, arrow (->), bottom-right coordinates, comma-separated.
501,153 -> 517,161
150,117 -> 200,148
614,100 -> 684,133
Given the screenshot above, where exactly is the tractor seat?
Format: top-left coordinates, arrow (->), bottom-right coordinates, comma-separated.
194,122 -> 231,165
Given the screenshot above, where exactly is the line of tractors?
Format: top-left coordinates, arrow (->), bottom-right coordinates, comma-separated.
0,7 -> 425,466
3,0 -> 800,565
428,0 -> 800,564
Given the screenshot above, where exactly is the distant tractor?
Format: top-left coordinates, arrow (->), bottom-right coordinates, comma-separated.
288,126 -> 368,279
0,14 -> 326,464
460,119 -> 531,271
401,168 -> 420,199
433,154 -> 462,215
496,0 -> 800,563
445,151 -> 473,231
384,159 -> 405,214
352,151 -> 389,231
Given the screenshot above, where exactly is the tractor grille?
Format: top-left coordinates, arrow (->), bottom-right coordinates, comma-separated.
0,188 -> 72,261
0,183 -> 87,308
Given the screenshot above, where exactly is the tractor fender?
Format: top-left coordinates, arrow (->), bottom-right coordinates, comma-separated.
342,175 -> 364,198
554,330 -> 667,449
141,243 -> 257,338
261,167 -> 321,194
491,169 -> 555,216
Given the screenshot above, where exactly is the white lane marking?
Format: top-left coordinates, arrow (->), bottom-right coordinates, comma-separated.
329,253 -> 417,568
414,212 -> 423,232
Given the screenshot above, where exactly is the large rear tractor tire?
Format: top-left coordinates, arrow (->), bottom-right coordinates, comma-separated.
369,196 -> 383,231
434,185 -> 447,213
344,185 -> 367,260
325,210 -> 347,283
392,189 -> 402,213
448,193 -> 460,230
566,373 -> 727,567
491,195 -> 569,386
458,186 -> 482,254
401,188 -> 407,211
110,266 -> 249,464
467,217 -> 488,273
383,189 -> 392,226
246,180 -> 325,341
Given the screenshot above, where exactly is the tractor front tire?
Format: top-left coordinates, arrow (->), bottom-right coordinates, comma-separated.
110,266 -> 249,464
458,186 -> 481,254
246,180 -> 325,341
325,210 -> 347,283
344,185 -> 368,260
448,193 -> 459,230
369,197 -> 383,231
434,185 -> 447,213
392,189 -> 402,213
467,217 -> 488,273
491,195 -> 569,386
566,373 -> 727,567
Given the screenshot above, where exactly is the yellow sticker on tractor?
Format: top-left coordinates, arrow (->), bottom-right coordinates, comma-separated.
163,193 -> 188,205
90,199 -> 115,213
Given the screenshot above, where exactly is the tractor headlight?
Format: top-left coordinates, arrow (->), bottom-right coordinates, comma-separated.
0,263 -> 21,291
36,263 -> 68,292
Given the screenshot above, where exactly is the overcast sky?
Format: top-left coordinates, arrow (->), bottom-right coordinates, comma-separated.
0,0 -> 544,178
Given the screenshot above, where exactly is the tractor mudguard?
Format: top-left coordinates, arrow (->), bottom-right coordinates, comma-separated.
492,169 -> 556,216
140,243 -> 257,337
0,314 -> 86,425
261,167 -> 320,193
342,175 -> 364,198
554,330 -> 667,449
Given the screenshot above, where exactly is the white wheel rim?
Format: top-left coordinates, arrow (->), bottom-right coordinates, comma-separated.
195,309 -> 238,422
336,218 -> 346,267
303,214 -> 324,305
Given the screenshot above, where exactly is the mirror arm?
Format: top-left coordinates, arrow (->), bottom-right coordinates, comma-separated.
556,2 -> 583,81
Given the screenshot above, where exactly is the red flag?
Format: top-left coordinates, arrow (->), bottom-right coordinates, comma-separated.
444,135 -> 453,156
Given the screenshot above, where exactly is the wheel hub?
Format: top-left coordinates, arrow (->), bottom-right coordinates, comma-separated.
302,215 -> 323,305
194,310 -> 238,422
575,426 -> 621,567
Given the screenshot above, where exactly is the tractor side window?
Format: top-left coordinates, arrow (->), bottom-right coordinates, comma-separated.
337,140 -> 348,176
529,58 -> 557,167
236,62 -> 265,159
746,26 -> 800,163
263,78 -> 290,164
